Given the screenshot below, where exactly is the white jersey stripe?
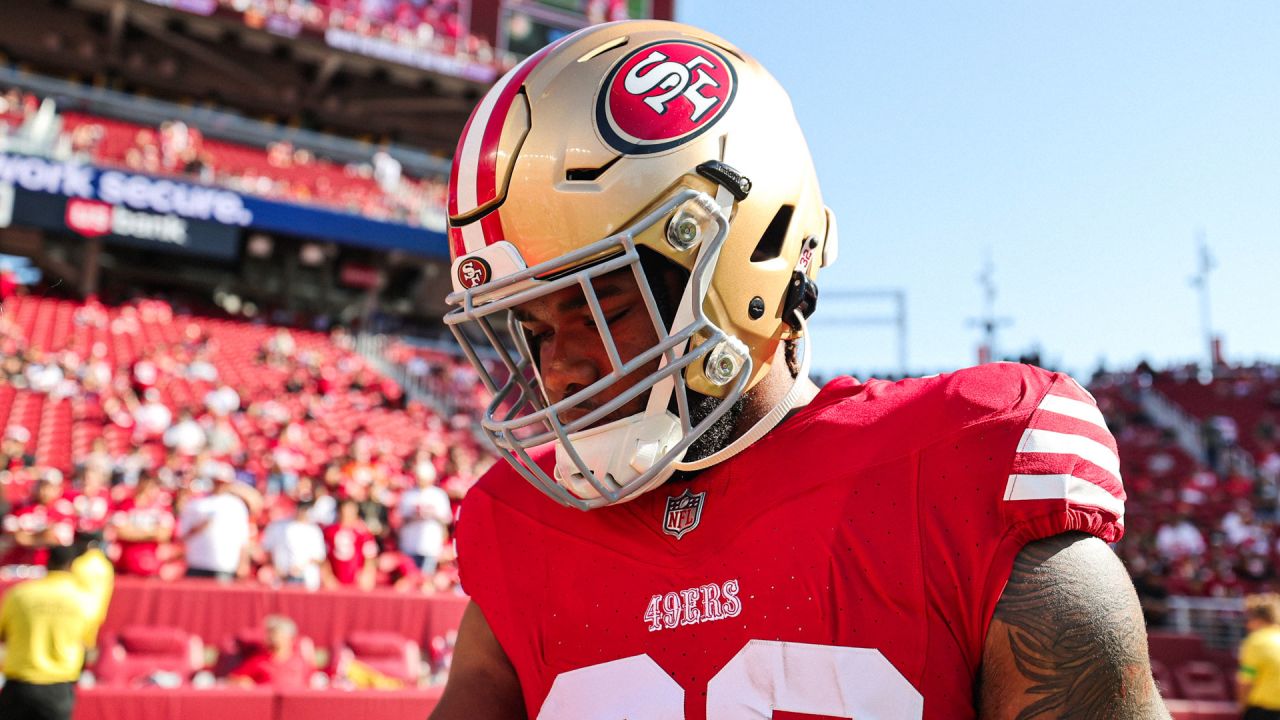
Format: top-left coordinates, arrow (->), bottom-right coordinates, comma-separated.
1004,473 -> 1125,518
1016,428 -> 1121,481
1037,394 -> 1109,433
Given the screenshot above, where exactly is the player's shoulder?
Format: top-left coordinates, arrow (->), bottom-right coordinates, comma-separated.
460,444 -> 556,517
904,362 -> 1067,423
806,363 -> 1081,443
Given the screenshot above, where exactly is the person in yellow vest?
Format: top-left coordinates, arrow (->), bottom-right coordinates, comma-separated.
69,531 -> 114,650
1239,593 -> 1280,719
0,544 -> 96,720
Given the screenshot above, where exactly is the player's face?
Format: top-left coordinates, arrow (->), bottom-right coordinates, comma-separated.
513,268 -> 661,429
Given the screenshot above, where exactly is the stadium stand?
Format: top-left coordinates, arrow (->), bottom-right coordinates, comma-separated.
2,86 -> 449,229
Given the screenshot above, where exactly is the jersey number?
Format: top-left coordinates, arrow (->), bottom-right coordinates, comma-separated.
538,640 -> 923,719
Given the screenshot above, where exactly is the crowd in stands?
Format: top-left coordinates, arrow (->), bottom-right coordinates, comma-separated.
0,86 -> 449,229
219,0 -> 489,65
212,0 -> 637,69
1090,364 -> 1280,624
0,290 -> 492,597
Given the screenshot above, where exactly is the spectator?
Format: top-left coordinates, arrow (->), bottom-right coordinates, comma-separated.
1154,513 -> 1207,561
178,464 -> 251,581
110,473 -> 175,577
68,465 -> 112,536
323,498 -> 376,590
1,426 -> 35,471
0,544 -> 97,720
397,460 -> 451,575
260,499 -> 326,590
1240,593 -> 1280,719
163,410 -> 208,456
204,384 -> 241,417
1,470 -> 76,567
227,615 -> 312,689
133,389 -> 173,440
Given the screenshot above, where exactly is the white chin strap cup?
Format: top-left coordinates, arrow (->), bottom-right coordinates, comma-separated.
554,411 -> 684,503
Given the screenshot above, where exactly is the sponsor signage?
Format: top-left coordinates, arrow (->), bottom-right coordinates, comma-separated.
0,153 -> 448,259
11,188 -> 240,261
0,153 -> 252,226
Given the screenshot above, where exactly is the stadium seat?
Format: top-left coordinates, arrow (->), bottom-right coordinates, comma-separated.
94,625 -> 204,687
1173,659 -> 1232,702
334,630 -> 422,685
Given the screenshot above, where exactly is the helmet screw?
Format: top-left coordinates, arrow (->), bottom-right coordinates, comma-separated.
667,213 -> 702,251
748,296 -> 765,320
704,338 -> 748,387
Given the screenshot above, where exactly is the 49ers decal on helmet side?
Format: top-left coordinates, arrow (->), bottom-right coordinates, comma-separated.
596,39 -> 737,156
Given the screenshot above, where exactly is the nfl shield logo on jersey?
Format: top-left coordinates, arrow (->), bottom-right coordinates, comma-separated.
663,489 -> 706,540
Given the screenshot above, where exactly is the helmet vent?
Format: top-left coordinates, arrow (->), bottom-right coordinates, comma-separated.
565,155 -> 620,182
750,204 -> 794,263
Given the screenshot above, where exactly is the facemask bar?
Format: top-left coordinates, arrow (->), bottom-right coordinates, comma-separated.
444,188 -> 747,509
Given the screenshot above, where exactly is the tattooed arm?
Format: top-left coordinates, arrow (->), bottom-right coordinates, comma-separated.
978,532 -> 1171,719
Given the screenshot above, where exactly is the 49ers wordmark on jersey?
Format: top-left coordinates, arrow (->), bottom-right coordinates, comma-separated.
595,39 -> 737,156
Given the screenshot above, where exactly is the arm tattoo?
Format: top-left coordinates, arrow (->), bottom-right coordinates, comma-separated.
979,532 -> 1169,719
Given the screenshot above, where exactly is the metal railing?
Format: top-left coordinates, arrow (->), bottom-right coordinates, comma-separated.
1165,596 -> 1245,650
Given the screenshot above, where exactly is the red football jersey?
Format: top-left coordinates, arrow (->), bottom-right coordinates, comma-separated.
111,495 -> 176,576
66,488 -> 112,533
1,498 -> 77,566
324,523 -> 377,586
457,364 -> 1125,720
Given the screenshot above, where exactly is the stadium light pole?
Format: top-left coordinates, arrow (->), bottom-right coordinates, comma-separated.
1189,229 -> 1216,374
966,252 -> 1012,365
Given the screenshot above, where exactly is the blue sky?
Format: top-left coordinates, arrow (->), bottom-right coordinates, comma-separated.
677,2 -> 1280,378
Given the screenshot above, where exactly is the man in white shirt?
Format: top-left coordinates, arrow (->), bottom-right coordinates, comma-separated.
260,500 -> 326,590
178,465 -> 250,581
397,463 -> 452,575
163,411 -> 207,456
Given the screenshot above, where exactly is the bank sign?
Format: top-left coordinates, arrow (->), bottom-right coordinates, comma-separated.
0,152 -> 448,260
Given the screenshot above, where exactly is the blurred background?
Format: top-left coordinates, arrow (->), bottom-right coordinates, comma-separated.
0,2 -> 1273,719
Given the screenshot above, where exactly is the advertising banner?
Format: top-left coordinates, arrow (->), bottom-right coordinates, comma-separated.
10,188 -> 241,261
0,153 -> 448,259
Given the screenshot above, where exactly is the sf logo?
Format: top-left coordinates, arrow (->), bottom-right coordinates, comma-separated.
623,50 -> 722,122
457,257 -> 491,289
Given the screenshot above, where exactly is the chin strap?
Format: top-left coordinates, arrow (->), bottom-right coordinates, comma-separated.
673,311 -> 813,472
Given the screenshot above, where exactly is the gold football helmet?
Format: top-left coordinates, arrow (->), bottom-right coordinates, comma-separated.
443,19 -> 837,510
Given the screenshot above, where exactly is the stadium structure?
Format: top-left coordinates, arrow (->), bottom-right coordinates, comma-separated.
0,3 -> 1274,719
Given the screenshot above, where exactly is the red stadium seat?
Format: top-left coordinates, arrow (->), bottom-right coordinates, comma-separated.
1174,660 -> 1232,702
94,625 -> 204,687
334,630 -> 422,685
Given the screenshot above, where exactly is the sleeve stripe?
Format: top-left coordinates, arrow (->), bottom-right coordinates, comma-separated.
1004,473 -> 1125,518
1016,428 -> 1121,481
1010,452 -> 1124,498
1026,409 -> 1119,455
1038,394 -> 1108,433
1047,376 -> 1096,404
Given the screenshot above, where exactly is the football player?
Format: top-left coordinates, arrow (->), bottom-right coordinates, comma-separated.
430,19 -> 1168,720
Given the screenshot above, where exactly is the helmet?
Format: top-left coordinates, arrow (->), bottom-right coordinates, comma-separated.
443,19 -> 837,510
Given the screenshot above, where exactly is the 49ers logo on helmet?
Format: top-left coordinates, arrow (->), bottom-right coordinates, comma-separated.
456,256 -> 491,289
596,40 -> 737,156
